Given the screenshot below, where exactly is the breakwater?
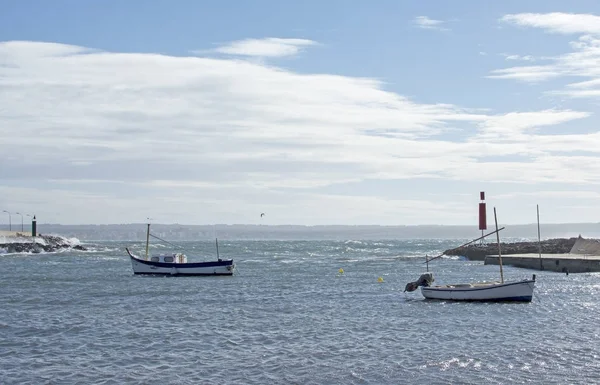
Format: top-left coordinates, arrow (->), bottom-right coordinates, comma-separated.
443,238 -> 577,261
0,234 -> 87,253
483,253 -> 600,273
444,236 -> 600,273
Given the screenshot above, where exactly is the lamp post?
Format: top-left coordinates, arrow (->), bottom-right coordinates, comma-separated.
2,210 -> 11,231
15,212 -> 24,232
25,214 -> 32,234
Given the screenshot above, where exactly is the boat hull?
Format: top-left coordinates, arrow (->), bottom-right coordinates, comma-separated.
128,251 -> 234,276
421,279 -> 535,302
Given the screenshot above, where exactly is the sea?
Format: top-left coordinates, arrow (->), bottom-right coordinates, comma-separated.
1,237 -> 599,384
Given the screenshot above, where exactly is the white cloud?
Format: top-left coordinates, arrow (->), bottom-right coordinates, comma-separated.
207,37 -> 317,57
488,65 -> 560,82
496,190 -> 600,200
476,110 -> 591,140
0,40 -> 599,224
502,54 -> 536,61
491,14 -> 600,98
413,16 -> 448,31
500,12 -> 600,35
567,78 -> 600,88
549,89 -> 600,98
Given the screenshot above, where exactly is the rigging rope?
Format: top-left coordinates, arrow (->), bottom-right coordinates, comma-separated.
148,233 -> 196,255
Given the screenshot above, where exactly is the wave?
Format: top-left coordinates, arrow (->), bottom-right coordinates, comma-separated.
343,240 -> 364,245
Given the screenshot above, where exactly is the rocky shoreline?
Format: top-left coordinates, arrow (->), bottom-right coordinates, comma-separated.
443,237 -> 578,261
0,234 -> 87,254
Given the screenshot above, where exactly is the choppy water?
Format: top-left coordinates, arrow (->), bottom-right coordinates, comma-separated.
1,239 -> 599,384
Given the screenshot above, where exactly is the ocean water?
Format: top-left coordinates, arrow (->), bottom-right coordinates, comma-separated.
1,238 -> 599,384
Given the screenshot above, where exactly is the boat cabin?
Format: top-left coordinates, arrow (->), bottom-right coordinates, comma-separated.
149,253 -> 187,264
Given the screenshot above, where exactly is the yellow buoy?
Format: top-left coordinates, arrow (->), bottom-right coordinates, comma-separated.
378,276 -> 384,283
338,268 -> 344,274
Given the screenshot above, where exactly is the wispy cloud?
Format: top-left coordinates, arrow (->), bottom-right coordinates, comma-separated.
500,12 -> 600,35
476,110 -> 591,140
490,13 -> 600,98
488,65 -> 561,82
495,190 -> 600,200
567,78 -> 600,89
206,37 -> 317,57
502,54 -> 536,62
413,16 -> 449,31
0,40 -> 597,224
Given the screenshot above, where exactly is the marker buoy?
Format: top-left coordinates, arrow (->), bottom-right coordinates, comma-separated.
377,276 -> 384,283
338,268 -> 344,274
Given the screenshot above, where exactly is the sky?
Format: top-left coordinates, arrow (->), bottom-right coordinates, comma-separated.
1,1 -> 600,226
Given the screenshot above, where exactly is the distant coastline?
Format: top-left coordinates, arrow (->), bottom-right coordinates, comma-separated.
15,222 -> 600,241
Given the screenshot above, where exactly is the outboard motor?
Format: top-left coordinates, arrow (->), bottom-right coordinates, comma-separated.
404,272 -> 435,292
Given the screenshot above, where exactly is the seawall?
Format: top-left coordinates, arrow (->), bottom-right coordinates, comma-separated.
448,236 -> 600,273
444,238 -> 577,261
484,253 -> 600,273
0,233 -> 87,253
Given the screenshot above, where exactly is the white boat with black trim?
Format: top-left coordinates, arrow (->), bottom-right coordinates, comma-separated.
405,206 -> 537,302
126,224 -> 234,276
420,276 -> 536,302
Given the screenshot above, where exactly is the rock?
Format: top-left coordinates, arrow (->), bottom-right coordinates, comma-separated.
444,237 -> 578,261
0,234 -> 88,254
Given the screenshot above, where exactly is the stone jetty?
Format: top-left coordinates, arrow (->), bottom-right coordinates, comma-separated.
483,253 -> 600,273
443,237 -> 577,261
0,232 -> 87,253
445,236 -> 600,273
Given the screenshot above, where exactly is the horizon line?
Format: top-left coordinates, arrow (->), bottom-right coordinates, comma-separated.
27,222 -> 600,227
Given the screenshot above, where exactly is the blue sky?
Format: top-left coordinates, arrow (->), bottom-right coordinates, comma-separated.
1,1 -> 600,226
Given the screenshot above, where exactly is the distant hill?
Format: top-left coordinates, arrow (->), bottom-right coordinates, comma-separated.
27,223 -> 600,241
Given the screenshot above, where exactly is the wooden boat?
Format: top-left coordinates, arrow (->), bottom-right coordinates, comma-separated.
420,276 -> 535,302
126,224 -> 234,276
406,207 -> 536,302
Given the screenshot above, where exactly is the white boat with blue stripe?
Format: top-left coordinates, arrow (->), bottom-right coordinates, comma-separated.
126,224 -> 234,276
405,207 -> 537,302
420,277 -> 536,302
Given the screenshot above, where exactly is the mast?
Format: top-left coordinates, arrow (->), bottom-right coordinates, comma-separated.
216,238 -> 220,261
493,207 -> 504,283
537,204 -> 542,270
145,223 -> 150,260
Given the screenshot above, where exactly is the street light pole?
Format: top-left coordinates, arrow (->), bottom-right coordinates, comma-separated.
25,214 -> 32,234
2,210 -> 11,231
15,212 -> 24,232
